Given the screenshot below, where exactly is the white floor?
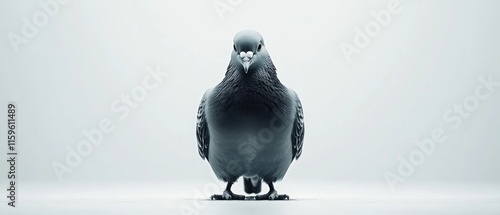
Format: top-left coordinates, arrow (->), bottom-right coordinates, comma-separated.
2,182 -> 500,214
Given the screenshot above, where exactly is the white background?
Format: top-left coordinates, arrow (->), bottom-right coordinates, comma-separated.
1,0 -> 499,214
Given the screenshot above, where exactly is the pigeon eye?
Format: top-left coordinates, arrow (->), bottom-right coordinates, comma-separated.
257,43 -> 262,52
233,44 -> 237,52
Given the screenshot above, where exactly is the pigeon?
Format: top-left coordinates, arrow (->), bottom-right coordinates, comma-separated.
196,30 -> 304,200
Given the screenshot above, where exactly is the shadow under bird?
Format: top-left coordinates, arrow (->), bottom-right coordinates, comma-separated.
196,30 -> 305,200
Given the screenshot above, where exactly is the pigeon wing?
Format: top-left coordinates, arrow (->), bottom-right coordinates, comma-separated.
291,93 -> 305,160
196,92 -> 210,161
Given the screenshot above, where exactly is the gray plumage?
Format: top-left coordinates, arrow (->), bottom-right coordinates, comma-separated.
196,30 -> 304,200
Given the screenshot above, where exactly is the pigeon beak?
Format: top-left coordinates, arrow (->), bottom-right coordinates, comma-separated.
239,51 -> 253,73
243,61 -> 251,73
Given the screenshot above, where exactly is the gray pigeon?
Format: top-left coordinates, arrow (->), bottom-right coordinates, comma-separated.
196,30 -> 304,200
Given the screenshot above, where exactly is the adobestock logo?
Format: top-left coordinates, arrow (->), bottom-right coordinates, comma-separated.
213,0 -> 244,21
52,65 -> 170,181
384,74 -> 500,191
340,0 -> 403,64
7,0 -> 71,53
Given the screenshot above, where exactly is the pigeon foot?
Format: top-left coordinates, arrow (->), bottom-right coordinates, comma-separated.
255,190 -> 289,200
210,190 -> 246,200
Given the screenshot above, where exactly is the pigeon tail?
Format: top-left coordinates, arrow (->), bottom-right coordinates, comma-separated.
244,177 -> 262,194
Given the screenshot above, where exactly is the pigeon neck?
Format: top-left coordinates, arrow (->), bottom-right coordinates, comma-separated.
213,58 -> 287,114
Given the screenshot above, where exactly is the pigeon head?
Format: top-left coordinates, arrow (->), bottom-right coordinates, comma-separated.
231,30 -> 269,74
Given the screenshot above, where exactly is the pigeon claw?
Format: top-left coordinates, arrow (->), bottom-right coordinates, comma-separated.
255,190 -> 290,200
210,190 -> 245,200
